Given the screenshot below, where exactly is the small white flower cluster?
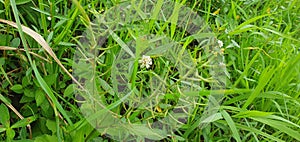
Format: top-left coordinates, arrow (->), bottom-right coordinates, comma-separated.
47,8 -> 59,21
138,55 -> 152,69
217,40 -> 223,48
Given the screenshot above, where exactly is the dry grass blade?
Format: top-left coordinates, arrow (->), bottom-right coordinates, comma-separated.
0,93 -> 32,139
0,46 -> 50,62
0,19 -> 84,89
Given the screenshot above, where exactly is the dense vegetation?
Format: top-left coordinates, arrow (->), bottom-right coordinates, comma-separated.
0,0 -> 299,141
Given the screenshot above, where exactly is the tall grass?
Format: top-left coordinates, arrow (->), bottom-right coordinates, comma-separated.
0,0 -> 299,141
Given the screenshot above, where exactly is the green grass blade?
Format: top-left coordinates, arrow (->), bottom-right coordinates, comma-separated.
251,117 -> 300,141
242,66 -> 275,109
32,61 -> 73,125
234,122 -> 284,142
221,110 -> 242,142
229,14 -> 270,35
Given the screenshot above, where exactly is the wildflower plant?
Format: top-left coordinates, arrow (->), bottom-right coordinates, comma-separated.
73,0 -> 226,141
1,0 -> 299,141
138,55 -> 152,69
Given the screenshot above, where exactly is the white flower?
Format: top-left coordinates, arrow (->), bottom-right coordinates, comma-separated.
47,16 -> 51,21
138,55 -> 152,69
217,40 -> 223,47
219,62 -> 226,68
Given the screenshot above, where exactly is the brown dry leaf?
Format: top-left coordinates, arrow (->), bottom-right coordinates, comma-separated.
0,46 -> 49,62
0,19 -> 83,89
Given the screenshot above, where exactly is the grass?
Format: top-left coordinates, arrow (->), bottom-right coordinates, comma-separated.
0,0 -> 299,141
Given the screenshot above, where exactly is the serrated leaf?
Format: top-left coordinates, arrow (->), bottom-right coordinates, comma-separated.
10,84 -> 23,94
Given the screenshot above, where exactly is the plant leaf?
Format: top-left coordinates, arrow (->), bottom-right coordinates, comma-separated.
10,84 -> 23,94
0,104 -> 10,127
0,18 -> 83,89
11,115 -> 37,129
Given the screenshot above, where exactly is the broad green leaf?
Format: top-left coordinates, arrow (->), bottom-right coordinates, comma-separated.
64,84 -> 76,97
35,89 -> 46,107
10,84 -> 23,94
0,127 -> 6,133
24,88 -> 35,97
46,120 -> 57,134
0,57 -> 5,66
10,37 -> 20,47
22,76 -> 32,87
19,95 -> 35,103
68,119 -> 95,142
34,134 -> 58,142
0,104 -> 10,127
6,127 -> 15,140
41,101 -> 52,117
0,34 -> 12,45
44,74 -> 58,86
